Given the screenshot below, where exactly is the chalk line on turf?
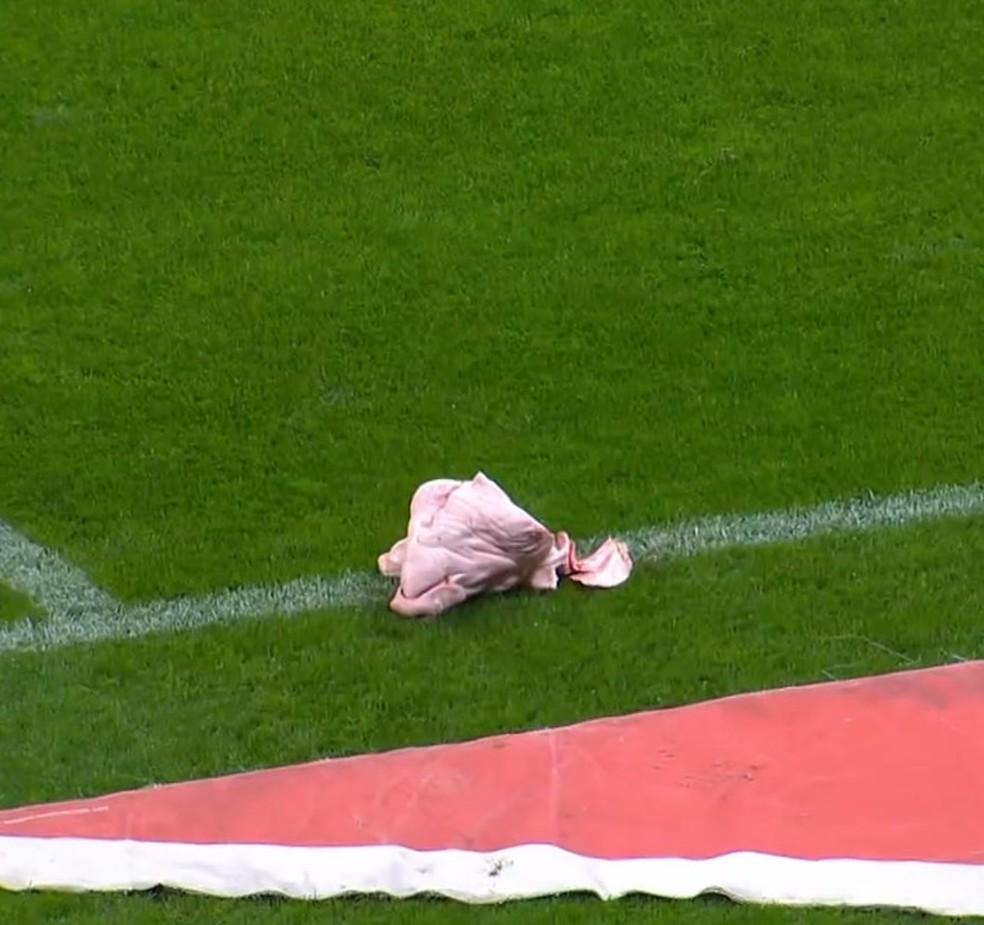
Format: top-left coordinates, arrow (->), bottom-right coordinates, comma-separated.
1,482 -> 982,654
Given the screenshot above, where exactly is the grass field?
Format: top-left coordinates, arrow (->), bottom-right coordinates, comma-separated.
1,0 -> 983,922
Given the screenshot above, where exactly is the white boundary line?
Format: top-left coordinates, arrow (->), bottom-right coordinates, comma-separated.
1,483 -> 982,655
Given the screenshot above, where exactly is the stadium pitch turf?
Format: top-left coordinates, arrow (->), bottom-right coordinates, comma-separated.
0,583 -> 42,624
1,0 -> 982,922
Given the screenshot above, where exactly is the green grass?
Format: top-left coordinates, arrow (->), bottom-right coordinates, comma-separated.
1,0 -> 983,922
0,584 -> 42,624
0,893 -> 938,925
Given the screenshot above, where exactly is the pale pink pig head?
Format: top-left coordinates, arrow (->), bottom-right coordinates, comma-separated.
379,473 -> 631,618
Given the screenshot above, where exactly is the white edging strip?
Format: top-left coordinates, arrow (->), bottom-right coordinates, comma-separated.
1,483 -> 982,655
1,837 -> 983,915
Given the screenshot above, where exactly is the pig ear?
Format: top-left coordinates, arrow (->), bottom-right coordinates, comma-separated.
471,472 -> 503,491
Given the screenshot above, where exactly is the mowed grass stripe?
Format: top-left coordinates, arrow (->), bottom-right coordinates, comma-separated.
1,482 -> 981,654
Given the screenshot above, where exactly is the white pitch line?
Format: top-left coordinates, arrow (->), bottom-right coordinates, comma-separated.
617,482 -> 984,560
0,482 -> 982,655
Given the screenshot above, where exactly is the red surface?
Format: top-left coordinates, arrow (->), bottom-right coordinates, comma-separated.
3,663 -> 984,863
